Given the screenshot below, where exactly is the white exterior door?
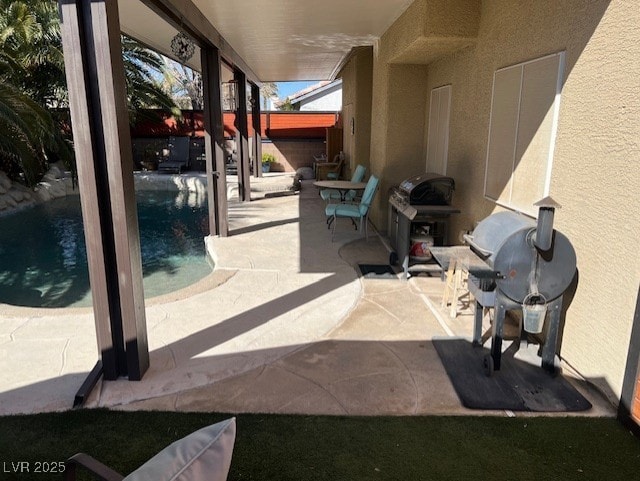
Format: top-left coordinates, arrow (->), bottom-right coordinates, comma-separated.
425,85 -> 451,175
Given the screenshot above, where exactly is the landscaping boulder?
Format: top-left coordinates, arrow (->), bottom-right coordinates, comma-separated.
295,166 -> 314,180
0,171 -> 11,191
35,185 -> 52,202
4,195 -> 17,208
7,189 -> 24,202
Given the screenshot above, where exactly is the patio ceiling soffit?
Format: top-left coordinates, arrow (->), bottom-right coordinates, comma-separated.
120,0 -> 260,85
128,0 -> 418,82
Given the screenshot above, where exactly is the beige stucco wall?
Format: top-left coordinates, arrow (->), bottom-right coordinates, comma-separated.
367,0 -> 640,401
369,0 -> 479,228
338,47 -> 374,178
369,57 -> 430,225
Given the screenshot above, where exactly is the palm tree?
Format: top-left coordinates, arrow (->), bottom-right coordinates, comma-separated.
0,1 -> 176,185
161,58 -> 203,110
260,82 -> 278,110
0,53 -> 67,186
0,0 -> 66,107
1,1 -> 174,113
121,35 -> 179,122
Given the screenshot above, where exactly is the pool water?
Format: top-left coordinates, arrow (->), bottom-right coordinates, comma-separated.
0,190 -> 212,308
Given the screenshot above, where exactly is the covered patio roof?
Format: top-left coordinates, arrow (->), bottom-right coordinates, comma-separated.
119,0 -> 414,81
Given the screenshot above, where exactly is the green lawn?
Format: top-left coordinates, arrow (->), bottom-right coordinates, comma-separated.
0,410 -> 638,480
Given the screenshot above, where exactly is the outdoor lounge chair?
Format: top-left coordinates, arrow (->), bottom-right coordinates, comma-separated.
158,136 -> 190,174
320,164 -> 366,204
63,418 -> 236,481
326,174 -> 379,241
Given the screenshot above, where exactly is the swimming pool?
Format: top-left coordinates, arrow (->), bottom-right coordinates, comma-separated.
0,190 -> 212,308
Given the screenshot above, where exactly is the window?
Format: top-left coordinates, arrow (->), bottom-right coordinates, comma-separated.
425,85 -> 451,175
484,52 -> 565,216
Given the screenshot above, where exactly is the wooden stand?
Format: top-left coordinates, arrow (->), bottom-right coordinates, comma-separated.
441,258 -> 469,318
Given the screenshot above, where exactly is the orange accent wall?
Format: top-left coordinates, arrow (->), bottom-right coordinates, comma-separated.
131,110 -> 338,140
632,378 -> 640,423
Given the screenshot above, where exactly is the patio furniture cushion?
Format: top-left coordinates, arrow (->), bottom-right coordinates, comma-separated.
320,164 -> 366,202
124,418 -> 236,481
326,175 -> 379,241
326,202 -> 359,217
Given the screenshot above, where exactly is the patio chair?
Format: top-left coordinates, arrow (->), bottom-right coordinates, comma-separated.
320,164 -> 366,204
63,418 -> 236,481
316,152 -> 345,180
326,175 -> 379,241
158,136 -> 190,174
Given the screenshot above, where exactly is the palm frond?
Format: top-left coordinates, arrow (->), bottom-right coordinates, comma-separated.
0,81 -> 57,185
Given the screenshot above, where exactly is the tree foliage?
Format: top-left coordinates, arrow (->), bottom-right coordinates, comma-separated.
161,58 -> 203,110
278,97 -> 295,111
121,36 -> 178,122
259,82 -> 278,110
0,1 -> 70,185
0,0 -> 177,186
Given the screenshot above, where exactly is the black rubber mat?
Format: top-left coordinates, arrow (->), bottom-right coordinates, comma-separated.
433,338 -> 592,412
357,264 -> 397,278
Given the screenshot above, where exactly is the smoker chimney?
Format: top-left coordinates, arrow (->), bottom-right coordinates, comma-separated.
532,196 -> 561,252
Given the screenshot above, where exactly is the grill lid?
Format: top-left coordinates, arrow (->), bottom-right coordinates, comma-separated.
398,173 -> 454,205
466,211 -> 534,264
464,208 -> 577,303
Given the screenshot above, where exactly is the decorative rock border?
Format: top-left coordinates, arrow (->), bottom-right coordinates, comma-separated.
134,171 -> 208,193
0,166 -> 75,216
0,169 -> 211,217
0,169 -> 301,216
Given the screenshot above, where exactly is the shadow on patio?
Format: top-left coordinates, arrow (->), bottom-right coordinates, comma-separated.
0,175 -> 617,418
93,176 -> 616,417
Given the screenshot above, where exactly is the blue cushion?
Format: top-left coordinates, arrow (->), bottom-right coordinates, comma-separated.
351,165 -> 366,183
334,203 -> 360,217
320,189 -> 341,201
321,189 -> 357,202
325,203 -> 338,216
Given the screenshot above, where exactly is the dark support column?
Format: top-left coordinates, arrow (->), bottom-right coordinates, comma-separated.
201,47 -> 228,237
251,83 -> 263,178
234,70 -> 251,201
58,0 -> 148,381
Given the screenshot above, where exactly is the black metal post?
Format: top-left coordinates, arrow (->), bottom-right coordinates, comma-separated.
251,83 -> 263,178
234,69 -> 251,201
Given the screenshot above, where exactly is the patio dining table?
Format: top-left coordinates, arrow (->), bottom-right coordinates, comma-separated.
313,180 -> 368,202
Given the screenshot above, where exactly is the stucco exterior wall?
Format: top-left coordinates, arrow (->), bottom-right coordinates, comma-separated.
545,1 -> 639,402
369,0 -> 479,228
338,47 -> 373,179
370,59 -> 431,224
369,0 -> 639,401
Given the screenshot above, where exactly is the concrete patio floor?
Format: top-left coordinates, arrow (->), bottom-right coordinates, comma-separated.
0,173 -> 615,417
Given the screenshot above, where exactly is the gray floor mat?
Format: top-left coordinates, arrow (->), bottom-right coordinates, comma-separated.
433,338 -> 592,412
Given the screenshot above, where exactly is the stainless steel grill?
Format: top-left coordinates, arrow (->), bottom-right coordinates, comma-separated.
388,173 -> 460,278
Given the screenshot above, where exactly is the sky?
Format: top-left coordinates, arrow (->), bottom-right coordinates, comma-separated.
276,81 -> 318,100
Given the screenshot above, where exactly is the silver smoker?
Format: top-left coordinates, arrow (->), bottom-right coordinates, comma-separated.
464,197 -> 577,375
